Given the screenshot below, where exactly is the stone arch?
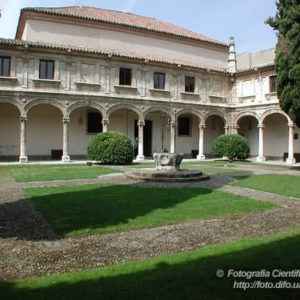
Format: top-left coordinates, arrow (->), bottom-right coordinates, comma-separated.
143,106 -> 173,120
67,101 -> 106,119
261,109 -> 292,125
176,109 -> 204,123
107,103 -> 143,120
0,100 -> 23,116
204,110 -> 228,126
25,100 -> 65,116
235,111 -> 260,127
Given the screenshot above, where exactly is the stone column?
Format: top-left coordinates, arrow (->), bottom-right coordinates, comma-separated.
231,125 -> 239,135
256,124 -> 265,162
136,120 -> 145,161
224,125 -> 230,135
19,116 -> 28,163
170,120 -> 176,154
62,117 -> 70,162
287,123 -> 296,165
197,124 -> 206,160
102,118 -> 109,133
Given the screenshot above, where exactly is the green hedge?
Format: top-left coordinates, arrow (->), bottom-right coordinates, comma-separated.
213,134 -> 250,161
88,132 -> 134,165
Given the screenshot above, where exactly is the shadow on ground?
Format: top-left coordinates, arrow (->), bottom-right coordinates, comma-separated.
1,184 -> 214,241
1,233 -> 300,300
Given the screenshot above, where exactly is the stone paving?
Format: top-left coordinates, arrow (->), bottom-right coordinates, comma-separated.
0,166 -> 300,280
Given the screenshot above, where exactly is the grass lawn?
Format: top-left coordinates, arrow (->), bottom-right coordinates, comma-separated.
1,228 -> 300,300
8,165 -> 115,182
25,185 -> 275,237
234,175 -> 300,199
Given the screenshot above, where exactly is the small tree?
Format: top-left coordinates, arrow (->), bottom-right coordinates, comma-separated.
88,132 -> 134,165
267,0 -> 300,126
213,134 -> 250,161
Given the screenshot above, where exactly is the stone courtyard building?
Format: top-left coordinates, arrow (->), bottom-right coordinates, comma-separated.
0,6 -> 299,164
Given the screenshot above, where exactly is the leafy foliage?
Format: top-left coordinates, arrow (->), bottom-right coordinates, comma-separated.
213,134 -> 250,161
88,132 -> 134,165
267,0 -> 300,126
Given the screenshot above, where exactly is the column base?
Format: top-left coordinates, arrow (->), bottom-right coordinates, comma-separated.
286,157 -> 296,165
196,154 -> 206,160
62,155 -> 71,162
136,155 -> 145,161
256,156 -> 266,162
19,156 -> 28,163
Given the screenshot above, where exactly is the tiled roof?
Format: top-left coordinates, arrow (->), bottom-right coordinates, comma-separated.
0,38 -> 226,73
237,48 -> 275,72
19,6 -> 227,47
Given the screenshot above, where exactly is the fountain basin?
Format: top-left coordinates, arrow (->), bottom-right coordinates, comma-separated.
126,168 -> 209,182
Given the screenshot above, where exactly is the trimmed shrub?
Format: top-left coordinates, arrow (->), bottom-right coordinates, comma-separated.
213,134 -> 250,161
88,132 -> 134,165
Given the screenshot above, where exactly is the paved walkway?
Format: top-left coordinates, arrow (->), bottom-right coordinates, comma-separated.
1,171 -> 300,280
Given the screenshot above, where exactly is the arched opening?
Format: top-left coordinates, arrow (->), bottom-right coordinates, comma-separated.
237,115 -> 259,157
108,108 -> 140,156
69,107 -> 103,159
205,115 -> 225,157
0,103 -> 20,161
144,110 -> 171,155
263,113 -> 289,161
176,113 -> 201,158
27,104 -> 63,160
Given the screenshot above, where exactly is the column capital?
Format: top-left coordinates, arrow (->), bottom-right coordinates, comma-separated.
288,122 -> 295,128
257,123 -> 264,129
102,118 -> 110,126
199,123 -> 206,129
168,120 -> 176,128
20,116 -> 27,122
137,120 -> 145,127
63,117 -> 70,124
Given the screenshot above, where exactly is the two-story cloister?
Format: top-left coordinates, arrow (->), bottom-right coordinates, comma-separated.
0,6 -> 299,164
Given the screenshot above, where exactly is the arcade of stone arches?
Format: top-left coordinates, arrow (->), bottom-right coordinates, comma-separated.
0,101 -> 297,165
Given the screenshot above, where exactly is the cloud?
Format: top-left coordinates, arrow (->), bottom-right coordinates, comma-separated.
123,0 -> 138,12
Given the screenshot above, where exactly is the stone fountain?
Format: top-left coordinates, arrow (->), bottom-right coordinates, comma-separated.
126,153 -> 209,182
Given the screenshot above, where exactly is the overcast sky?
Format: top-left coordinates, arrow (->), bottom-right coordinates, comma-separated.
0,0 -> 277,53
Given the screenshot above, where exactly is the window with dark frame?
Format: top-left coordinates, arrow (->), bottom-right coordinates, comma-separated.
0,56 -> 11,77
87,112 -> 103,134
153,72 -> 166,90
39,59 -> 55,80
119,68 -> 132,86
185,76 -> 195,93
269,75 -> 277,93
178,117 -> 191,136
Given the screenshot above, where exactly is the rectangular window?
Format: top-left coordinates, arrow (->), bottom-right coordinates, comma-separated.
39,59 -> 55,80
185,76 -> 195,93
178,117 -> 191,136
87,112 -> 103,133
153,72 -> 166,90
119,68 -> 132,86
269,75 -> 277,93
0,56 -> 11,77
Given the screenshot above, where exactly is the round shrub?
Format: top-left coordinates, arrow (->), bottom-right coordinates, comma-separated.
88,132 -> 134,165
213,134 -> 250,161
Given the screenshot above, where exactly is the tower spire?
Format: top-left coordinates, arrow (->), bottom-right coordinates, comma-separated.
228,36 -> 237,73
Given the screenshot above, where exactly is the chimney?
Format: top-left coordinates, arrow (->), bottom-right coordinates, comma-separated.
228,36 -> 237,74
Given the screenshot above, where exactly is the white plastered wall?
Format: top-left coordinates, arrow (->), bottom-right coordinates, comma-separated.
205,116 -> 225,155
175,115 -> 199,155
27,105 -> 63,156
263,114 -> 288,159
238,117 -> 259,157
22,19 -> 227,70
0,104 -> 20,156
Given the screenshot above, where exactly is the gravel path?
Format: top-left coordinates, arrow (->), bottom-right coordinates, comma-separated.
1,172 -> 300,280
